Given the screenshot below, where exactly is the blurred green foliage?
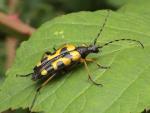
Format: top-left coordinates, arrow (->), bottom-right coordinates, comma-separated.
17,0 -> 58,27
106,0 -> 127,7
17,0 -> 126,28
0,0 -> 8,12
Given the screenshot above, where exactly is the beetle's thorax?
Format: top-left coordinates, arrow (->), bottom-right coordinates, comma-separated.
76,45 -> 99,58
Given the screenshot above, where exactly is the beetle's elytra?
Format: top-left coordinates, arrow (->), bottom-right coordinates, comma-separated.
17,10 -> 144,111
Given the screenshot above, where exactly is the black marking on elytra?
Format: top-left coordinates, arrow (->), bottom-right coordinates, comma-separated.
64,53 -> 73,59
57,61 -> 65,69
41,57 -> 49,66
60,47 -> 68,54
46,65 -> 54,74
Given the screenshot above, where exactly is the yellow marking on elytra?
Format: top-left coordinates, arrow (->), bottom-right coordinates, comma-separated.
65,44 -> 76,51
70,51 -> 81,61
51,57 -> 71,70
47,44 -> 76,68
47,55 -> 56,60
62,57 -> 71,66
47,48 -> 61,60
47,44 -> 76,61
41,69 -> 48,76
46,44 -> 80,72
37,62 -> 41,67
52,61 -> 58,70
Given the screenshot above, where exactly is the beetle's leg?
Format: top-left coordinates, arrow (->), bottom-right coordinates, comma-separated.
16,73 -> 33,77
85,58 -> 110,69
52,44 -> 58,51
80,59 -> 103,86
30,73 -> 56,111
53,47 -> 57,51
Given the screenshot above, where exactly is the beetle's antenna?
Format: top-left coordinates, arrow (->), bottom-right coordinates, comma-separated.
98,38 -> 144,49
93,10 -> 110,45
16,73 -> 33,77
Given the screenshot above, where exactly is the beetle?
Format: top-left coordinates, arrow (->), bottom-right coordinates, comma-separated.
17,10 -> 144,110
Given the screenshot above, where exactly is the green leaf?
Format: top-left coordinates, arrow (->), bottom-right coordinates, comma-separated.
119,0 -> 150,14
17,0 -> 57,28
0,10 -> 150,113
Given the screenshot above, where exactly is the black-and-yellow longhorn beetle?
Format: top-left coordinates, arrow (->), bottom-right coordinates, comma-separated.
17,10 -> 144,111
